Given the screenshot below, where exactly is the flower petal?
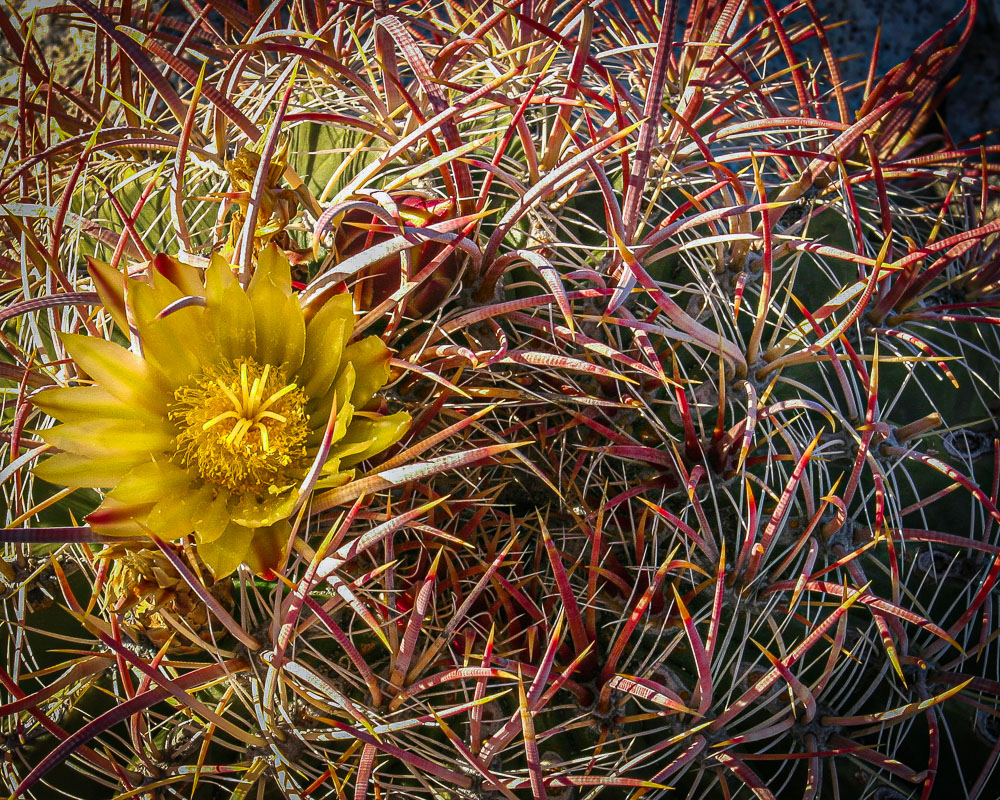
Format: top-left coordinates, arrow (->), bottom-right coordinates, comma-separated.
250,271 -> 305,372
129,279 -> 210,384
86,256 -> 128,333
127,272 -> 182,328
336,358 -> 358,404
108,460 -> 191,505
86,497 -> 153,537
59,332 -> 170,414
314,468 -> 355,490
336,411 -> 411,467
339,336 -> 391,409
204,253 -> 238,296
309,362 -> 355,426
137,315 -> 212,386
326,437 -> 376,463
249,244 -> 293,298
299,293 -> 353,398
189,488 -> 231,545
33,452 -> 132,488
196,523 -> 252,578
244,521 -> 289,576
41,419 -> 175,459
229,487 -> 297,528
146,494 -> 196,539
207,280 -> 256,361
307,401 -> 354,447
31,385 -> 147,423
152,253 -> 206,299
247,245 -> 305,371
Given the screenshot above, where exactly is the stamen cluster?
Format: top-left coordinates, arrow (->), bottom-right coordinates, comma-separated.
170,357 -> 309,494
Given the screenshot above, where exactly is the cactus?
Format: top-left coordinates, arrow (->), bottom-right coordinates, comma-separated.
3,1 -> 1000,799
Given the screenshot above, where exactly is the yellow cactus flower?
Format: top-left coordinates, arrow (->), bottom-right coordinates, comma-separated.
32,246 -> 410,577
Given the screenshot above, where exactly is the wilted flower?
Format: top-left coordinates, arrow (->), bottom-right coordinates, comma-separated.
222,134 -> 300,257
33,246 -> 410,576
103,543 -> 232,649
333,192 -> 461,315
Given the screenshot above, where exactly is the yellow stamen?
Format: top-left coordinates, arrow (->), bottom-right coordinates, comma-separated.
257,383 -> 299,414
240,362 -> 250,409
257,365 -> 271,409
249,376 -> 262,414
203,410 -> 239,430
226,417 -> 251,447
215,379 -> 241,408
170,357 -> 310,495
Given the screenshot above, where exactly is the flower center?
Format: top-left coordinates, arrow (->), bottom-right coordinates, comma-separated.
170,357 -> 309,494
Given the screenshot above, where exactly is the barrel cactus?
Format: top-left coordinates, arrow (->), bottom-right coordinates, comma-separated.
2,1 -> 999,799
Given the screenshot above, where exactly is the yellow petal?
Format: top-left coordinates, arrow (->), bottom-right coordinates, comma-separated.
314,468 -> 355,490
86,256 -> 128,333
204,253 -> 237,296
146,494 -> 196,539
86,497 -> 153,537
327,437 -> 376,462
246,245 -> 304,371
127,272 -> 181,328
250,272 -> 305,372
337,411 -> 411,466
307,401 -> 354,447
206,281 -> 256,361
129,279 -> 210,384
244,521 -> 289,576
299,293 -> 353,398
59,332 -> 170,414
229,488 -> 297,528
41,419 -> 174,459
196,523 -> 252,578
190,491 -> 231,545
32,452 -> 131,488
308,362 -> 355,426
339,336 -> 391,409
108,460 -> 191,505
249,244 -> 293,298
137,314 -> 213,386
31,385 -> 147,423
151,253 -> 206,299
332,361 -> 357,410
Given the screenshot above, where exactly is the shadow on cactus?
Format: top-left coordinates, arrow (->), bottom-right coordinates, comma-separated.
3,1 -> 1000,799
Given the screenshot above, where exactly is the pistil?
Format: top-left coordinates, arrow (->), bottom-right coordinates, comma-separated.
170,357 -> 310,494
